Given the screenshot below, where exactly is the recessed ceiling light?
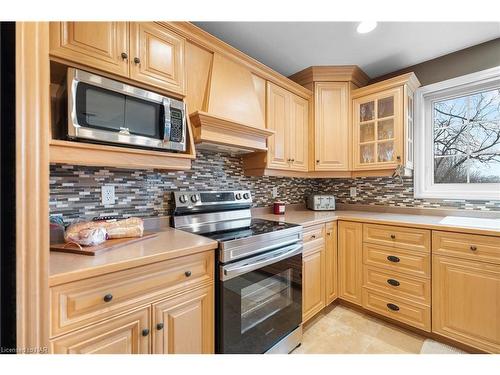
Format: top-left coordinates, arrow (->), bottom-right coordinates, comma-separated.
357,21 -> 378,34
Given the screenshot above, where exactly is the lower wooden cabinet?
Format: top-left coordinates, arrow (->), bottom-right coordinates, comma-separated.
152,285 -> 214,354
338,221 -> 363,305
302,243 -> 325,322
432,255 -> 500,353
51,306 -> 151,354
325,222 -> 338,304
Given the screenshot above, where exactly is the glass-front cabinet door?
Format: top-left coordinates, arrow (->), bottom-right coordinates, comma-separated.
353,87 -> 403,170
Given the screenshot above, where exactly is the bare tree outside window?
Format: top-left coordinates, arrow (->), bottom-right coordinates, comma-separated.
433,88 -> 500,184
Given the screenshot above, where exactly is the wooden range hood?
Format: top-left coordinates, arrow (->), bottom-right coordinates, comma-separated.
186,49 -> 274,153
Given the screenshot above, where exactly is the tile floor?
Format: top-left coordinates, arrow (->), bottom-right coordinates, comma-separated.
292,304 -> 427,354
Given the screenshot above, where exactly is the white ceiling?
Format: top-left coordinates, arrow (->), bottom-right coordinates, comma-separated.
193,22 -> 500,78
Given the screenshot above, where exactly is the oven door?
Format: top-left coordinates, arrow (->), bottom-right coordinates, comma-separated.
218,243 -> 302,354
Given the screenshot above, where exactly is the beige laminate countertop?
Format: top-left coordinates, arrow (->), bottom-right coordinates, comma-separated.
254,208 -> 500,237
49,227 -> 218,286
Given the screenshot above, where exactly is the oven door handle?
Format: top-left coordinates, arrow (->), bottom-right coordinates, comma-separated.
221,243 -> 302,281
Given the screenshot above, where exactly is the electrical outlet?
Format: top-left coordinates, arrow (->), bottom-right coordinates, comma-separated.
350,187 -> 357,198
272,187 -> 278,198
101,185 -> 115,205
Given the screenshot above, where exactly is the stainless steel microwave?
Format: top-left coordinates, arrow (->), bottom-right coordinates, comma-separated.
67,68 -> 187,152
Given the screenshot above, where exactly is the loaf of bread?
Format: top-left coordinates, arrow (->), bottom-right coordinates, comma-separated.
101,217 -> 144,239
64,217 -> 144,245
64,226 -> 107,247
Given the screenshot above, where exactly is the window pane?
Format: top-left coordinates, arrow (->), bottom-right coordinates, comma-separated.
378,119 -> 394,140
360,122 -> 375,142
360,144 -> 375,163
469,89 -> 500,121
377,141 -> 394,162
469,157 -> 500,183
433,87 -> 500,185
434,155 -> 468,183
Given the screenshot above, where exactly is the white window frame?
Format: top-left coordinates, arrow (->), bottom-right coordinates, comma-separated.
414,66 -> 500,201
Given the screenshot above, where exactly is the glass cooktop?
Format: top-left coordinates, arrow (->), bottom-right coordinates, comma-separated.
201,219 -> 300,242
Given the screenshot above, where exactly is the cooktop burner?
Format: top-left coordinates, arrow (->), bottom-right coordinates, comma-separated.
201,219 -> 300,242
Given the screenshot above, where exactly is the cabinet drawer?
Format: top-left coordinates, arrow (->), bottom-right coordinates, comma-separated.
50,251 -> 214,337
363,243 -> 430,278
363,265 -> 430,306
303,224 -> 325,243
362,288 -> 431,332
433,231 -> 500,265
363,224 -> 430,252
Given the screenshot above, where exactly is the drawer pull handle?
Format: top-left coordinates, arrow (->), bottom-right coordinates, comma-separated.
390,234 -> 396,239
156,323 -> 164,330
142,328 -> 150,337
470,245 -> 477,251
185,271 -> 192,277
387,255 -> 400,263
103,294 -> 113,303
387,303 -> 400,311
387,279 -> 400,287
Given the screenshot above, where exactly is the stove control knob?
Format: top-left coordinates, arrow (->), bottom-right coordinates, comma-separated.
190,194 -> 200,203
235,193 -> 242,200
243,193 -> 250,200
179,194 -> 188,203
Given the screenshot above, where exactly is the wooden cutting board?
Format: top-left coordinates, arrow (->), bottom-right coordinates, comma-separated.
50,232 -> 158,256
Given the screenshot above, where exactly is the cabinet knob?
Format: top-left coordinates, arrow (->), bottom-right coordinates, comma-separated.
310,234 -> 316,239
291,158 -> 295,162
387,255 -> 400,263
156,323 -> 164,330
316,160 -> 320,164
134,57 -> 141,64
185,270 -> 192,277
327,231 -> 332,236
470,245 -> 477,251
121,52 -> 128,60
103,294 -> 113,303
387,303 -> 400,311
387,279 -> 400,287
142,328 -> 150,337
390,234 -> 396,239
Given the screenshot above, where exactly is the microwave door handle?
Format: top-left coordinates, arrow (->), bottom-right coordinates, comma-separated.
163,98 -> 172,142
221,244 -> 302,281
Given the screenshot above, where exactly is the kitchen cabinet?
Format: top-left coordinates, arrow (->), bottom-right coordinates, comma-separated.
50,22 -> 186,96
325,221 -> 338,304
302,243 -> 325,323
264,82 -> 309,172
130,22 -> 186,95
338,221 -> 363,305
433,255 -> 500,353
352,73 -> 420,171
49,22 -> 129,77
153,285 -> 213,354
50,250 -> 214,354
313,82 -> 350,171
51,306 -> 151,354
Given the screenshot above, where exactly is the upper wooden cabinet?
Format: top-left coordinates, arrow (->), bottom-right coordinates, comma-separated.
49,22 -> 129,77
244,82 -> 309,174
313,82 -> 350,171
50,22 -> 186,96
129,22 -> 186,95
352,73 -> 420,171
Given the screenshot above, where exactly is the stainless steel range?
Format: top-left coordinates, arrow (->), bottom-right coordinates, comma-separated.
172,190 -> 303,354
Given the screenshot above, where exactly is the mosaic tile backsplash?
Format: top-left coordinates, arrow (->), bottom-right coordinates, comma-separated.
50,150 -> 500,223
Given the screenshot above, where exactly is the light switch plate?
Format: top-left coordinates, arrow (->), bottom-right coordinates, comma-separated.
101,185 -> 115,205
272,187 -> 278,198
350,187 -> 357,197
